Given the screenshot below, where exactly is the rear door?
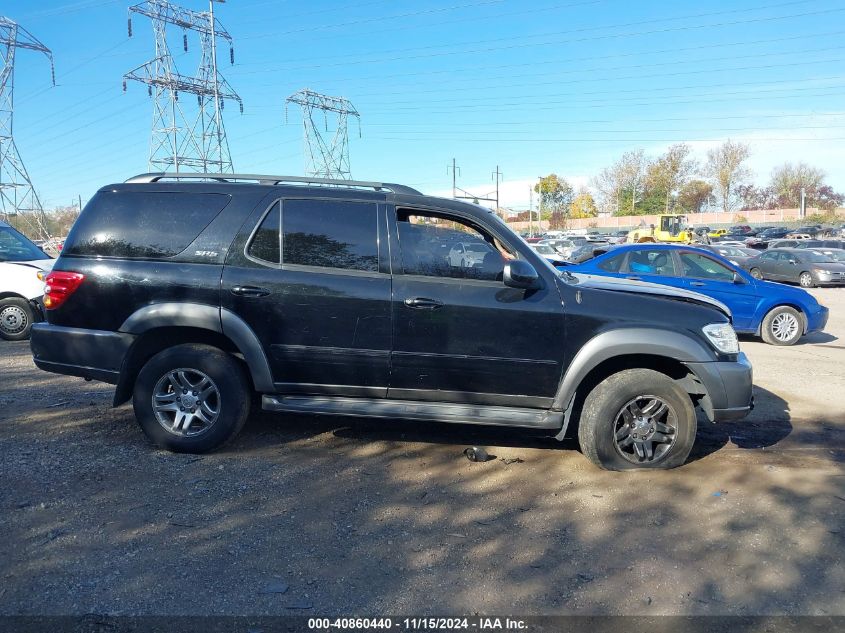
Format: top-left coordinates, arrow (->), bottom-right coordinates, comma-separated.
222,196 -> 392,396
621,247 -> 684,290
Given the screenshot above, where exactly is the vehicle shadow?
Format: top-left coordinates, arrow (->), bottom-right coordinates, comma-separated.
239,385 -> 792,468
738,332 -> 838,345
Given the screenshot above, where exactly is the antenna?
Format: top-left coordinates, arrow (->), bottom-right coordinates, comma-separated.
285,89 -> 360,180
124,0 -> 242,173
0,17 -> 54,239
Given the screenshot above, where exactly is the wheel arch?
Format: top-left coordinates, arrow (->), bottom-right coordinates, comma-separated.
755,302 -> 807,336
113,303 -> 273,406
553,328 -> 715,439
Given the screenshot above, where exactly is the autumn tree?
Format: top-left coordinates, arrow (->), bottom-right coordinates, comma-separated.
769,162 -> 826,207
704,139 -> 752,213
534,174 -> 574,214
677,180 -> 714,213
646,143 -> 697,213
570,189 -> 598,218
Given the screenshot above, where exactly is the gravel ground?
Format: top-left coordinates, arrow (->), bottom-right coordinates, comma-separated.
1,288 -> 844,616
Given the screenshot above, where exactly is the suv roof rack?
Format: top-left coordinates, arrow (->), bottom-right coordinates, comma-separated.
125,172 -> 423,196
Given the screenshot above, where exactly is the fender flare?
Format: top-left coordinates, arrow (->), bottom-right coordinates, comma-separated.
553,328 -> 716,435
118,302 -> 274,393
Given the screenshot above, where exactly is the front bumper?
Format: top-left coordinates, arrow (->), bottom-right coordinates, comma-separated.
685,352 -> 754,422
806,304 -> 829,334
30,323 -> 134,384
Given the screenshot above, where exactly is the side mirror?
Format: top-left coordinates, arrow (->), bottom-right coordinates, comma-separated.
732,272 -> 746,285
503,260 -> 539,290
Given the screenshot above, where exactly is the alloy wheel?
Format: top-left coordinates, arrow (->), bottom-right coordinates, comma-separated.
799,272 -> 813,287
613,395 -> 677,464
770,312 -> 800,342
152,368 -> 221,437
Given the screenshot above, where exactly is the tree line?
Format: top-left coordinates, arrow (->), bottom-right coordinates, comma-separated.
535,140 -> 844,226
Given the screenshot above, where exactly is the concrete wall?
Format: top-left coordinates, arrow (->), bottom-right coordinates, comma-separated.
507,208 -> 809,232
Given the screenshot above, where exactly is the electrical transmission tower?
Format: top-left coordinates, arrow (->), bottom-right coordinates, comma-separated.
124,0 -> 242,173
0,17 -> 54,239
286,89 -> 360,180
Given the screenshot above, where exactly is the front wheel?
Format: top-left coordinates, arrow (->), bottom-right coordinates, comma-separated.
0,297 -> 35,341
749,268 -> 763,280
578,368 -> 696,471
761,306 -> 803,346
133,344 -> 251,453
799,271 -> 814,288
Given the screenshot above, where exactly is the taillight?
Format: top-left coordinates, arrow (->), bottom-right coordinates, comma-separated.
43,271 -> 85,310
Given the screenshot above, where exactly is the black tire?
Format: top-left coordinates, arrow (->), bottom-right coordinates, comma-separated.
760,305 -> 803,346
133,344 -> 250,453
578,368 -> 696,471
0,297 -> 35,341
749,268 -> 763,280
798,271 -> 814,288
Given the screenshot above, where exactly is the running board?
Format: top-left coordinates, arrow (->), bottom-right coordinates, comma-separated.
262,395 -> 563,430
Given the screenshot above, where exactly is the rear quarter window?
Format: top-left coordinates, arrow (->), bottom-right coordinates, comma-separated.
63,191 -> 231,259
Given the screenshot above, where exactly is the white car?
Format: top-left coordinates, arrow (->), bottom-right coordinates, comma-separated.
448,241 -> 491,267
0,220 -> 54,340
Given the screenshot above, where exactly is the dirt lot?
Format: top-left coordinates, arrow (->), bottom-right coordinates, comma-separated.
1,289 -> 844,616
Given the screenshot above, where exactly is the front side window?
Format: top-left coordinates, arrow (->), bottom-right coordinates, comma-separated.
397,210 -> 512,281
282,199 -> 379,272
679,252 -> 734,281
625,248 -> 677,276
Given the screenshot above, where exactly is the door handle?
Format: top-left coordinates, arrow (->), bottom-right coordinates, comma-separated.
690,281 -> 706,287
626,275 -> 641,281
231,285 -> 271,297
404,297 -> 444,309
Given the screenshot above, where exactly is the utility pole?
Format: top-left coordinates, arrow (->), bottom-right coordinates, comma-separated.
124,0 -> 242,173
286,89 -> 360,179
492,165 -> 503,215
0,17 -> 54,239
447,158 -> 460,198
529,186 -> 533,237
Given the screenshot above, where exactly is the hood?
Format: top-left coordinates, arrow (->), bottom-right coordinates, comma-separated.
2,259 -> 54,272
569,272 -> 732,318
812,261 -> 845,271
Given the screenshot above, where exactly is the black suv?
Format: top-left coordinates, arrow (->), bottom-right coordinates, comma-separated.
30,173 -> 753,470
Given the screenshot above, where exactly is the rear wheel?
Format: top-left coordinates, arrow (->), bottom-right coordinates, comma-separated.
799,271 -> 814,288
0,297 -> 34,341
761,306 -> 802,346
578,368 -> 696,471
749,268 -> 763,280
133,344 -> 250,453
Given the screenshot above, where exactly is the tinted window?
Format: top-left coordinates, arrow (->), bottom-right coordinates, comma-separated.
397,211 -> 510,281
625,248 -> 677,276
597,251 -> 625,272
247,202 -> 281,264
282,199 -> 378,272
0,226 -> 50,262
64,191 -> 230,258
679,252 -> 734,281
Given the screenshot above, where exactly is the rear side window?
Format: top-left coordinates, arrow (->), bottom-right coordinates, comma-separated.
282,199 -> 379,272
247,202 -> 281,264
64,191 -> 230,258
597,251 -> 625,272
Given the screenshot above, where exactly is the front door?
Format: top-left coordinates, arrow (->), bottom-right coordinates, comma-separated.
674,250 -> 759,332
222,196 -> 392,396
387,207 -> 565,408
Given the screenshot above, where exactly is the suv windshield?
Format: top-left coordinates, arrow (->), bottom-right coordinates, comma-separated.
0,226 -> 50,262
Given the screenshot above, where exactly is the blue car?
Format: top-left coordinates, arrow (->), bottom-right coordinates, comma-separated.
560,243 -> 829,346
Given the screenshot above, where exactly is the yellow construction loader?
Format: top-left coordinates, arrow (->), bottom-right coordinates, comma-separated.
626,214 -> 695,243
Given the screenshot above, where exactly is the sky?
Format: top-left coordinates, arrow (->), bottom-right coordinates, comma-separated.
5,0 -> 845,211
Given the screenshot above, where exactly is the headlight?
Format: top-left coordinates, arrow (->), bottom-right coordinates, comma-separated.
817,270 -> 831,275
702,323 -> 739,354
